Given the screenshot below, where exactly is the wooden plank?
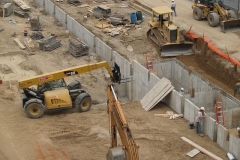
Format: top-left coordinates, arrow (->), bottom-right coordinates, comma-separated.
181,137 -> 223,160
14,38 -> 26,50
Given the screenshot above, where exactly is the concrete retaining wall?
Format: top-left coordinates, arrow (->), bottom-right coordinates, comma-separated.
229,133 -> 240,159
163,90 -> 183,114
45,0 -> 55,16
113,51 -> 132,100
35,0 -> 44,8
217,124 -> 229,151
96,38 -> 112,64
55,6 -> 67,28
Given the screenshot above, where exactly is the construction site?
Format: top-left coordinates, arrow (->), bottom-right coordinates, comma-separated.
1,0 -> 240,159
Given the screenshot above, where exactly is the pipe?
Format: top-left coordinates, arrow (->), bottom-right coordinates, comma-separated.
185,31 -> 240,67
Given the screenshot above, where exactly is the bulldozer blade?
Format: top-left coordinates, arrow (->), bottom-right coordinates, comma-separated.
161,43 -> 193,57
220,19 -> 240,33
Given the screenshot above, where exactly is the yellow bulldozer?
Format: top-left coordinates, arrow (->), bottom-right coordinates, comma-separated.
192,0 -> 240,32
147,6 -> 193,57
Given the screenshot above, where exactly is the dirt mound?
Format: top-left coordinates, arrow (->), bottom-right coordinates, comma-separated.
0,64 -> 13,74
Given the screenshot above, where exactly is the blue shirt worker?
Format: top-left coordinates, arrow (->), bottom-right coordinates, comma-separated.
196,107 -> 205,136
171,0 -> 177,16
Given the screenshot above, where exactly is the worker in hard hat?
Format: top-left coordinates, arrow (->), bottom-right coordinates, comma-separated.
195,107 -> 206,137
179,87 -> 184,95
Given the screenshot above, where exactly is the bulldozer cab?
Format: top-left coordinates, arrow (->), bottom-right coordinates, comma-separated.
149,6 -> 173,28
196,0 -> 216,7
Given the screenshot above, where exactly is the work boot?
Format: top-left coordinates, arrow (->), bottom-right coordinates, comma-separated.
198,134 -> 204,137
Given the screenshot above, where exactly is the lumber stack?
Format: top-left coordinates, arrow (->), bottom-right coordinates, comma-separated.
141,77 -> 174,111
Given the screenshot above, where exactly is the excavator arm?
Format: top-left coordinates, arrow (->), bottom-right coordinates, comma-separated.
18,61 -> 121,89
107,84 -> 139,160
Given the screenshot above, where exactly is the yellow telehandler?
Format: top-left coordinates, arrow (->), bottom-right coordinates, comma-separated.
18,61 -> 121,119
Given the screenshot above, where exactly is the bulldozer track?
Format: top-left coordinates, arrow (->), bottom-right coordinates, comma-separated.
147,28 -> 167,50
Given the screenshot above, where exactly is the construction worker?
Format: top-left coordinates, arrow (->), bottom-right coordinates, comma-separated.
180,87 -> 184,95
196,107 -> 205,136
171,0 -> 177,16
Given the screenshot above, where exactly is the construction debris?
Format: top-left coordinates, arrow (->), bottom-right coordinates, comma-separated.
14,0 -> 31,11
93,5 -> 111,18
30,31 -> 44,40
69,38 -> 89,57
181,137 -> 223,160
126,45 -> 133,52
11,32 -> 16,37
9,19 -> 16,24
14,8 -> 29,18
30,16 -> 43,31
0,3 -> 13,17
110,14 -> 128,26
94,19 -> 111,29
187,149 -> 200,158
169,114 -> 183,120
38,35 -> 61,51
14,38 -> 26,50
68,0 -> 83,6
154,111 -> 174,117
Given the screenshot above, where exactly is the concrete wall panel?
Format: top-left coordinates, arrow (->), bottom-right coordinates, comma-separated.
203,115 -> 217,141
55,6 -> 67,28
224,110 -> 232,129
217,124 -> 229,151
44,0 -> 55,16
36,0 -> 44,7
229,134 -> 240,159
148,73 -> 161,92
133,61 -> 149,100
78,25 -> 95,51
232,108 -> 240,128
66,15 -> 73,33
155,60 -> 172,79
184,99 -> 197,122
113,52 -> 132,99
95,38 -> 112,64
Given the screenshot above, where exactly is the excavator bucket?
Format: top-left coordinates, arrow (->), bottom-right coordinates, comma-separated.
161,43 -> 193,57
220,19 -> 240,33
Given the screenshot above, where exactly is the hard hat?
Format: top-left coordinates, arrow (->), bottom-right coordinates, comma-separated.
172,0 -> 174,1
181,87 -> 184,91
200,107 -> 205,111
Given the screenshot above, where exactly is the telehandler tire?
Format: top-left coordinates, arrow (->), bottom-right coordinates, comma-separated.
193,7 -> 203,20
75,93 -> 92,112
228,10 -> 236,19
24,99 -> 45,119
208,13 -> 219,27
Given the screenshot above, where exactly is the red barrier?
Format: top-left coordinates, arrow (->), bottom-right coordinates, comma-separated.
185,31 -> 240,67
